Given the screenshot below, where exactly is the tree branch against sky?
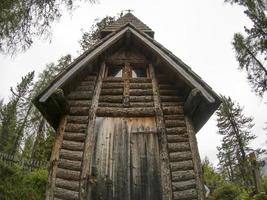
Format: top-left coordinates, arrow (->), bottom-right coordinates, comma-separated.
225,0 -> 267,97
0,0 -> 95,55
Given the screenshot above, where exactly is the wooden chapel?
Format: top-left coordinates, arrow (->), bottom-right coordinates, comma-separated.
34,13 -> 221,200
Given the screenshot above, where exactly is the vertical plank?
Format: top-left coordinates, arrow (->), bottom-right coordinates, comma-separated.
149,64 -> 173,200
80,63 -> 106,199
185,116 -> 205,200
45,115 -> 67,200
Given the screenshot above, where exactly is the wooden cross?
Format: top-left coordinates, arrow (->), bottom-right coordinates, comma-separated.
124,9 -> 134,14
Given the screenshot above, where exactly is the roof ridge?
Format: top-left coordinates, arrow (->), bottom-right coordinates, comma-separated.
101,13 -> 154,37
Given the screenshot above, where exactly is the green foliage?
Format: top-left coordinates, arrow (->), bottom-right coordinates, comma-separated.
0,161 -> 47,200
225,0 -> 267,96
0,0 -> 95,54
79,13 -> 123,52
216,95 -> 264,186
253,193 -> 267,200
210,182 -> 248,200
203,157 -> 223,192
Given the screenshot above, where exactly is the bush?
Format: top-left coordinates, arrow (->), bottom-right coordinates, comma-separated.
209,182 -> 248,200
0,161 -> 47,200
253,193 -> 267,200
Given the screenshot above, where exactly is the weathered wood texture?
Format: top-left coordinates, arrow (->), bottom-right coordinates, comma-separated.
46,116 -> 67,200
185,116 -> 206,199
155,68 -> 199,200
48,72 -> 98,200
91,117 -> 162,200
80,63 -> 106,199
149,64 -> 173,200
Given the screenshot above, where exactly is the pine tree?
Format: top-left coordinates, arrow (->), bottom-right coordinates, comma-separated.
0,72 -> 34,154
225,0 -> 267,96
216,96 -> 263,187
79,13 -> 122,52
0,0 -> 95,54
217,138 -> 236,182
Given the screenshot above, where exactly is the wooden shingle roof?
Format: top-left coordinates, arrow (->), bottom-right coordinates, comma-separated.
101,13 -> 154,38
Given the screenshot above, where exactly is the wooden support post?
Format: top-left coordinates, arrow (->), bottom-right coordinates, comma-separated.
149,64 -> 173,200
185,116 -> 205,200
45,115 -> 67,200
80,63 -> 106,200
123,62 -> 131,107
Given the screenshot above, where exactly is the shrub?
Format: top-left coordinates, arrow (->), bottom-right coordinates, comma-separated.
210,182 -> 243,200
0,161 -> 47,200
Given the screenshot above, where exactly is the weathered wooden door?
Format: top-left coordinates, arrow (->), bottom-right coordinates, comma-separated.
91,117 -> 162,200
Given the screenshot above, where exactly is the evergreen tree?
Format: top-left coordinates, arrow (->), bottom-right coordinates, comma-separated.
216,96 -> 263,187
0,72 -> 34,154
0,0 -> 95,54
28,55 -> 72,161
79,13 -> 122,52
217,138 -> 236,182
225,0 -> 267,96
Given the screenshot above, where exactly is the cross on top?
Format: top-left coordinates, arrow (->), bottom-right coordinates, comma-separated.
124,9 -> 134,14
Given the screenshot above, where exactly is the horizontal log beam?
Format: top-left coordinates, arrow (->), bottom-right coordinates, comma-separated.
167,135 -> 189,143
100,88 -> 123,95
54,187 -> 79,199
67,116 -> 88,124
96,107 -> 155,117
172,179 -> 196,192
172,170 -> 195,182
173,188 -> 197,200
99,95 -> 123,103
60,149 -> 83,161
65,123 -> 87,133
56,168 -> 80,181
168,142 -> 191,152
69,107 -> 89,116
103,77 -> 124,82
129,89 -> 153,96
58,159 -> 82,171
164,114 -> 184,120
62,141 -> 84,151
169,151 -> 192,162
163,106 -> 184,115
129,83 -> 152,89
161,96 -> 183,102
165,120 -> 185,128
170,160 -> 194,171
55,178 -> 80,191
166,127 -> 187,135
129,78 -> 152,83
102,82 -> 124,89
129,96 -> 153,102
63,132 -> 86,142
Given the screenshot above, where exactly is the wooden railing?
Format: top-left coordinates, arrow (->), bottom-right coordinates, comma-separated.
0,152 -> 48,170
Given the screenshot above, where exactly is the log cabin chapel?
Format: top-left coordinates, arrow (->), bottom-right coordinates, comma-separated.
34,12 -> 221,200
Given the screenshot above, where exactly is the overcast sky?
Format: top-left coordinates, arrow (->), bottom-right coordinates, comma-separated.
0,0 -> 266,166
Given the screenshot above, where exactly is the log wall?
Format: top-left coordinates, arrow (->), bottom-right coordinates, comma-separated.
47,55 -> 204,199
52,72 -> 98,200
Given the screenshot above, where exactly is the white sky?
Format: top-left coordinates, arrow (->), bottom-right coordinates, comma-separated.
0,0 -> 266,166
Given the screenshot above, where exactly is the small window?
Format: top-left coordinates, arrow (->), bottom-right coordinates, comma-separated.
107,66 -> 123,77
132,66 -> 147,78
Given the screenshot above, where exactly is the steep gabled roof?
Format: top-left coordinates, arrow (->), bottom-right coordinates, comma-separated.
101,13 -> 154,38
34,14 -> 221,132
